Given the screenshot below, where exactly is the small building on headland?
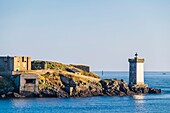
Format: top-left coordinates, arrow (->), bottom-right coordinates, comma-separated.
0,56 -> 31,76
128,53 -> 148,87
0,56 -> 38,95
15,74 -> 38,94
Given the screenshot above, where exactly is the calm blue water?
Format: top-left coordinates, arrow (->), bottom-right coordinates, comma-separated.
0,72 -> 170,113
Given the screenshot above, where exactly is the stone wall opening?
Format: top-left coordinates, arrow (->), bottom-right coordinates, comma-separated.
25,79 -> 36,84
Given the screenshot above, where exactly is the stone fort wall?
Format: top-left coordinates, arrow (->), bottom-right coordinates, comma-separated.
0,56 -> 31,72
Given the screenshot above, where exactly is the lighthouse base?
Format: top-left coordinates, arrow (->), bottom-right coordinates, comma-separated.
129,84 -> 148,88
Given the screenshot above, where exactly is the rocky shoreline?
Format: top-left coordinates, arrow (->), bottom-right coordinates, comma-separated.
0,75 -> 161,98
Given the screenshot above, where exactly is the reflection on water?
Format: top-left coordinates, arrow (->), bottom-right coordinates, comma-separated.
133,95 -> 146,113
133,95 -> 144,100
11,99 -> 28,108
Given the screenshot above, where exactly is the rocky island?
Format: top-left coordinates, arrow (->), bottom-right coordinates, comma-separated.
0,56 -> 161,98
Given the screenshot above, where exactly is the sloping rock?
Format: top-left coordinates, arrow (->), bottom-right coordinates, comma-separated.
13,92 -> 25,98
148,88 -> 161,94
60,74 -> 76,87
100,79 -> 130,96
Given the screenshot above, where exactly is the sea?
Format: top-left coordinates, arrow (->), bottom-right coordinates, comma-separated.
0,72 -> 170,113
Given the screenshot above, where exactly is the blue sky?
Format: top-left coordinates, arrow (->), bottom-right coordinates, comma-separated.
0,0 -> 170,71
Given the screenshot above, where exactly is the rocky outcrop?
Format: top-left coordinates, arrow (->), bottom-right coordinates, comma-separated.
38,74 -> 161,98
38,72 -> 69,98
100,79 -> 161,96
71,80 -> 103,97
0,74 -> 161,98
37,73 -> 103,98
60,74 -> 76,87
148,88 -> 161,94
100,79 -> 130,96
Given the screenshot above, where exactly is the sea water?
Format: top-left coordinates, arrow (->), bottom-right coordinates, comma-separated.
0,72 -> 170,113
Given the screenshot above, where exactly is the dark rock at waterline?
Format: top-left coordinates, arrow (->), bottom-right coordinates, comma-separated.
13,92 -> 25,98
148,88 -> 161,94
39,88 -> 69,98
0,92 -> 25,98
1,94 -> 6,98
100,79 -> 161,96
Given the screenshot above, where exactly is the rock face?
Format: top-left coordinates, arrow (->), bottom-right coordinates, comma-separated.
38,74 -> 161,98
100,79 -> 130,96
38,73 -> 103,98
0,74 -> 161,98
0,76 -> 15,98
71,79 -> 103,97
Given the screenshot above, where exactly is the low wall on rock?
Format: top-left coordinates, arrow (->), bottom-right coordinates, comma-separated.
70,64 -> 90,72
12,70 -> 56,75
31,61 -> 47,70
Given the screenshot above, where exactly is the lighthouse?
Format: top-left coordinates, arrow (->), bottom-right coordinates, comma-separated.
128,53 -> 145,86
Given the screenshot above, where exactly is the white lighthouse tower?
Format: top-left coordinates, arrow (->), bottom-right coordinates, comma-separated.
128,53 -> 146,86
